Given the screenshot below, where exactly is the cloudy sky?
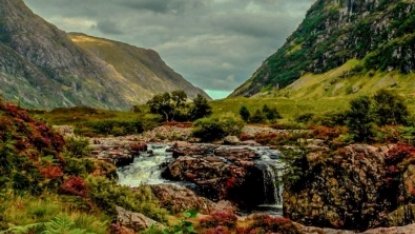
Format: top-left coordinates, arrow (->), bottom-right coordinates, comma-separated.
24,0 -> 315,99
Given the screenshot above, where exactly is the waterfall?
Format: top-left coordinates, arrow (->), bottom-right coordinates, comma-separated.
256,162 -> 281,205
252,146 -> 284,213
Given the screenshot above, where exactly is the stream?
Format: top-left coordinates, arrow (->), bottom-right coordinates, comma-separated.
116,143 -> 284,215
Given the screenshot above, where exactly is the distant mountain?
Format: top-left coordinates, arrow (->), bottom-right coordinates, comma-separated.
0,0 -> 208,109
231,0 -> 415,98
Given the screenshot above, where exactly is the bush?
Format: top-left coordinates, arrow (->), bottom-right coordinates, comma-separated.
262,105 -> 282,121
78,120 -> 144,136
239,106 -> 250,122
346,96 -> 374,142
295,113 -> 315,123
86,177 -> 168,222
249,110 -> 267,124
189,94 -> 212,121
192,114 -> 244,142
372,90 -> 409,126
64,137 -> 91,158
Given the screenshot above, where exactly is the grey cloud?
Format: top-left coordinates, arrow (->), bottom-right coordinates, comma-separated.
96,20 -> 124,35
24,0 -> 316,93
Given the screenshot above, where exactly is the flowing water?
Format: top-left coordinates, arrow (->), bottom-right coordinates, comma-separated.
117,144 -> 173,186
117,143 -> 284,214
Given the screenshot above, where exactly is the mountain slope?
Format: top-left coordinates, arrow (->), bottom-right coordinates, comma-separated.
69,33 -> 208,102
231,0 -> 415,97
0,0 -> 207,109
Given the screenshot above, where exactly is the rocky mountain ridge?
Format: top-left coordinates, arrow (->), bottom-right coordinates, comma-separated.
231,0 -> 415,97
0,0 -> 207,109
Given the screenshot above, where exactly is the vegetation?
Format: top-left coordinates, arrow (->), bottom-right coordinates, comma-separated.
192,114 -> 244,142
238,104 -> 282,124
147,91 -> 212,122
239,106 -> 250,122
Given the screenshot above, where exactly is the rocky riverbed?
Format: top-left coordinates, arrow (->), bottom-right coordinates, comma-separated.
82,125 -> 415,233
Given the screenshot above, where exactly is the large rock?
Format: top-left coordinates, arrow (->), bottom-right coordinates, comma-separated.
162,144 -> 274,207
115,206 -> 159,232
283,144 -> 415,230
151,184 -> 216,214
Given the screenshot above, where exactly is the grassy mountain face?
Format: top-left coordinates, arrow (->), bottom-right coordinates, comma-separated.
0,0 -> 207,110
231,0 -> 415,97
70,33 -> 208,103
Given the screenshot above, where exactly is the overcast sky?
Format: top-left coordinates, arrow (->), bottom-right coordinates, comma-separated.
24,0 -> 315,99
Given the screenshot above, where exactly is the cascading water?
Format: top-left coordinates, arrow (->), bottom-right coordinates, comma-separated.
116,143 -> 285,215
252,146 -> 284,214
117,144 -> 173,187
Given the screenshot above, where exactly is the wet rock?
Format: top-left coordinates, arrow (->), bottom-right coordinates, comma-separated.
151,184 -> 234,214
115,206 -> 159,232
89,136 -> 147,166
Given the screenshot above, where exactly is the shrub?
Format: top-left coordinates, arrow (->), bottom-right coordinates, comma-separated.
262,105 -> 282,121
189,94 -> 212,120
192,114 -> 244,142
249,110 -> 267,124
80,120 -> 144,136
86,177 -> 168,222
346,96 -> 374,142
372,90 -> 409,126
239,106 -> 250,122
64,137 -> 91,158
295,113 -> 315,123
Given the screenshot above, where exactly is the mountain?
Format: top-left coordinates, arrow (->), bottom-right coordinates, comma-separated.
0,0 -> 208,110
69,33 -> 207,103
231,0 -> 415,98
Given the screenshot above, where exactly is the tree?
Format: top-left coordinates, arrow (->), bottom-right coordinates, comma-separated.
189,94 -> 212,120
147,93 -> 174,121
372,90 -> 409,125
262,105 -> 282,121
346,96 -> 374,142
171,90 -> 188,108
239,106 -> 250,122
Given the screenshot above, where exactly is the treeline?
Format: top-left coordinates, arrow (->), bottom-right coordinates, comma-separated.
146,91 -> 212,122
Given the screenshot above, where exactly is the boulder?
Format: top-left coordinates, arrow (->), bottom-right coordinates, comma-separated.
283,144 -> 415,230
115,206 -> 159,232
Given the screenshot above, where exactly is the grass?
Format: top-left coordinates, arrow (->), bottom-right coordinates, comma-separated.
211,97 -> 352,123
31,106 -> 160,137
214,60 -> 415,124
0,192 -> 110,233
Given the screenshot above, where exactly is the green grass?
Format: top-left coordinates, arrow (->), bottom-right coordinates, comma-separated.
0,192 -> 110,233
211,97 -> 352,123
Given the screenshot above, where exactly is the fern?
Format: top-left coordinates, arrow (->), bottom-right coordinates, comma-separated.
42,215 -> 93,234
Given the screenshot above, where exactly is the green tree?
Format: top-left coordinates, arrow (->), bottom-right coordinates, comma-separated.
147,93 -> 174,121
239,106 -> 251,122
189,94 -> 212,120
372,90 -> 409,126
171,90 -> 188,108
346,96 -> 374,142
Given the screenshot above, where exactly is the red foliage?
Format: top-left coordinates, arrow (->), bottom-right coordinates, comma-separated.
60,176 -> 88,197
40,166 -> 64,179
385,144 -> 415,165
200,210 -> 237,228
310,125 -> 345,140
